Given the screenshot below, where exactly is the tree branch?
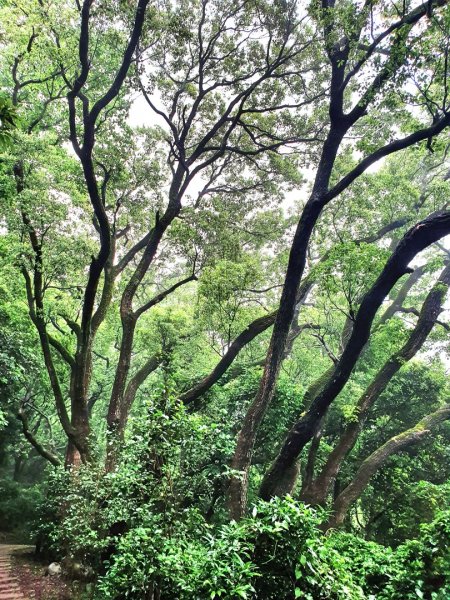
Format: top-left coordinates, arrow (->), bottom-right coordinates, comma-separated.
17,409 -> 61,467
325,403 -> 450,530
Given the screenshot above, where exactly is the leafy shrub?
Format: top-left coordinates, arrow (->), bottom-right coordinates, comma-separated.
33,395 -> 450,600
33,466 -> 111,565
96,511 -> 258,600
96,497 -> 365,600
329,533 -> 393,596
330,511 -> 450,600
379,510 -> 450,600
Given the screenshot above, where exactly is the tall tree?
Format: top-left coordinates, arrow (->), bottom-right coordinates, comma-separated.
229,0 -> 450,518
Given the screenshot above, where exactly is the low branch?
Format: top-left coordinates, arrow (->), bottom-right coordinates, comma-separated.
134,273 -> 197,318
48,335 -> 76,369
17,409 -> 61,467
180,278 -> 314,405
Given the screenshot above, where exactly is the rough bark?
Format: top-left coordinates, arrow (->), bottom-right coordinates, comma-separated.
301,262 -> 450,505
69,0 -> 150,421
62,0 -> 151,465
106,216 -> 190,443
15,0 -> 151,467
259,212 -> 450,502
19,198 -> 78,451
325,404 -> 450,530
282,256 -> 427,497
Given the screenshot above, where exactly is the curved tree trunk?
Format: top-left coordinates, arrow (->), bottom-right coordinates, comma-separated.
228,116 -> 348,518
180,218 -> 414,408
259,212 -> 450,501
301,262 -> 450,505
324,404 -> 450,531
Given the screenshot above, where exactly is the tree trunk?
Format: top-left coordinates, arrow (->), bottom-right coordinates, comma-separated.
228,125 -> 347,519
259,212 -> 450,501
302,262 -> 450,505
106,181 -> 184,470
324,404 -> 450,530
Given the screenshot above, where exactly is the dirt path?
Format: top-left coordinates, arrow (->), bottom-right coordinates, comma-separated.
0,545 -> 30,600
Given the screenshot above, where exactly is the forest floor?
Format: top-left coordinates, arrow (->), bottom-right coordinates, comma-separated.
1,545 -> 84,600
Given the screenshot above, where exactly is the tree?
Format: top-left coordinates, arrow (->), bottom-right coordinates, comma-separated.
228,0 -> 450,518
2,0 -> 316,467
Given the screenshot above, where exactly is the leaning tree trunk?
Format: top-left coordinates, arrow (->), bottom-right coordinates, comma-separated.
228,123 -> 347,519
301,262 -> 450,505
324,404 -> 450,531
259,212 -> 450,501
229,25 -> 450,516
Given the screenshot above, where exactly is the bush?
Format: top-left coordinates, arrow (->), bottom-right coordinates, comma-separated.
379,510 -> 450,600
32,399 -> 450,600
33,466 -> 111,565
96,497 -> 365,600
329,511 -> 450,600
328,533 -> 393,596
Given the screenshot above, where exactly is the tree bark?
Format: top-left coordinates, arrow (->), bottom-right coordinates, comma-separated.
105,202 -> 186,450
301,262 -> 450,505
228,0 -> 450,516
325,404 -> 450,530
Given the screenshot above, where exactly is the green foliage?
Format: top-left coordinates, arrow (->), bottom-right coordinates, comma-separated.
95,497 -> 367,600
379,511 -> 450,600
197,257 -> 265,346
329,533 -> 394,596
316,242 -> 390,314
0,478 -> 43,537
35,467 -> 450,600
0,1 -> 449,599
329,511 -> 450,600
95,512 -> 258,600
34,466 -> 111,566
0,94 -> 19,149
